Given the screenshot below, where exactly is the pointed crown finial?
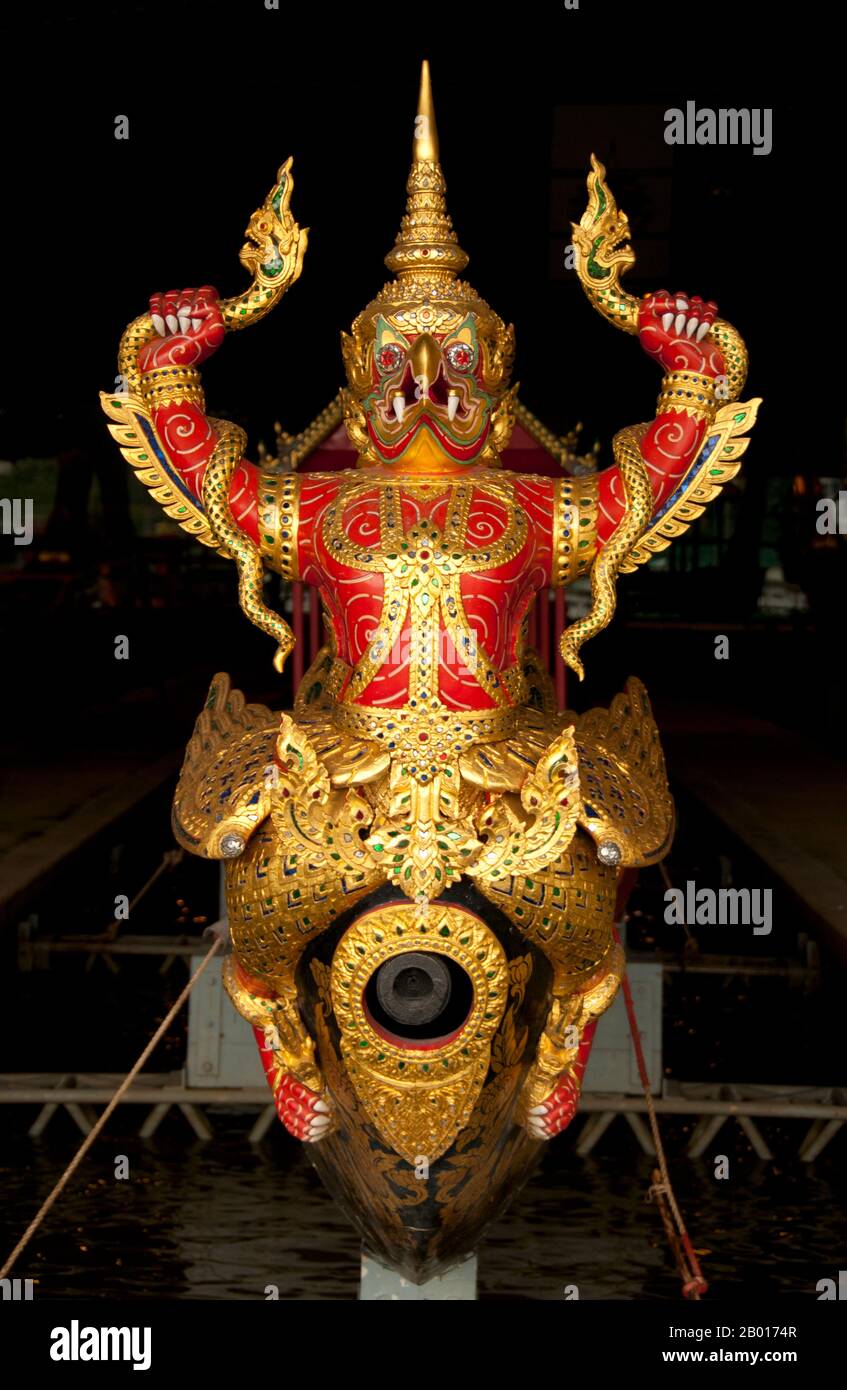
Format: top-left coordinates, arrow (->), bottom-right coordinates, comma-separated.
384,60 -> 469,280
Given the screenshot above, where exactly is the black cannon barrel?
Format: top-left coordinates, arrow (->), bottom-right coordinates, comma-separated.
374,952 -> 452,1027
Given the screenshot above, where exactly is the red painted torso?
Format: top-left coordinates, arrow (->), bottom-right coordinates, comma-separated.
298,471 -> 555,712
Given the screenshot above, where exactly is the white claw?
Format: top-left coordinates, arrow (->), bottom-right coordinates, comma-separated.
675,297 -> 689,311
661,312 -> 674,333
696,321 -> 711,342
165,313 -> 179,334
151,313 -> 166,336
527,1103 -> 550,1116
312,1099 -> 331,1114
674,313 -> 687,335
447,393 -> 460,422
686,317 -> 699,339
190,317 -> 203,332
178,312 -> 191,334
392,395 -> 406,423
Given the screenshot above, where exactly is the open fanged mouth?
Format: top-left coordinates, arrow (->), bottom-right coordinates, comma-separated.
378,362 -> 474,431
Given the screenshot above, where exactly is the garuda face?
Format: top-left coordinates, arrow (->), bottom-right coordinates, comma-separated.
340,66 -> 516,472
344,302 -> 514,470
102,46 -> 759,1288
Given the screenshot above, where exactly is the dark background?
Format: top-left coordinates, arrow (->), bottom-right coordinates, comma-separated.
0,3 -> 840,748
0,4 -> 839,725
0,0 -> 844,1307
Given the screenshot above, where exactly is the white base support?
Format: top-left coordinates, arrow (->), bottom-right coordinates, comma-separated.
359,1250 -> 477,1300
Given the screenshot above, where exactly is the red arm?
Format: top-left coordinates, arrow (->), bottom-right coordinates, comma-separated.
596,290 -> 725,543
137,286 -> 262,543
527,292 -> 726,588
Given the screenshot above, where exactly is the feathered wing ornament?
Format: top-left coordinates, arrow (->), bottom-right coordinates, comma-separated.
269,714 -> 382,888
464,678 -> 674,890
171,673 -> 278,857
100,161 -> 309,670
559,154 -> 761,677
559,399 -> 762,673
618,398 -> 762,573
100,393 -> 221,550
569,677 -> 675,866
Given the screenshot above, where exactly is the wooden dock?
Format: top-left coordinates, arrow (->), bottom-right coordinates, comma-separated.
2,1071 -> 843,1160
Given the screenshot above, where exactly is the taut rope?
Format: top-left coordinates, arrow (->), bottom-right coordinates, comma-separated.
0,938 -> 222,1281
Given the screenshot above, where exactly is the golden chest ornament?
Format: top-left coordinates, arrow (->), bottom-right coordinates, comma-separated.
101,49 -> 760,1280
318,474 -> 532,722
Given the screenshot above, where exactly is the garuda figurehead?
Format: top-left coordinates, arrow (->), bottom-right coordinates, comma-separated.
341,62 -> 516,472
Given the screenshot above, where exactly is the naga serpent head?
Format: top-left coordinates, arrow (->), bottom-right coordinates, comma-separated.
571,154 -> 637,324
238,157 -> 308,292
341,62 -> 516,473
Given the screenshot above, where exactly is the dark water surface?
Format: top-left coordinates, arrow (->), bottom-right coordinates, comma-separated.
3,794 -> 844,1302
2,1116 -> 843,1301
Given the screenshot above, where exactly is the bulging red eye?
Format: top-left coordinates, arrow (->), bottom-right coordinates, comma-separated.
376,343 -> 404,374
445,342 -> 474,372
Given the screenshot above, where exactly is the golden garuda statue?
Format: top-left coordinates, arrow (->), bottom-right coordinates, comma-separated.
102,62 -> 760,1282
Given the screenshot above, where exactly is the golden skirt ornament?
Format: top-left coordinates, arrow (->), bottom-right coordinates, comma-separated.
103,58 -> 759,1283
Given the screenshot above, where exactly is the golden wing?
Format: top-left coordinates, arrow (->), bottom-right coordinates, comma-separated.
100,391 -> 222,551
102,157 -> 308,540
619,397 -> 762,574
172,673 -> 278,857
270,715 -> 381,877
569,676 -> 674,866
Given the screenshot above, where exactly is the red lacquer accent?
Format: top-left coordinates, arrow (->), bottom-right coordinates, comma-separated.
253,1025 -> 327,1142
535,1017 -> 599,1138
138,284 -> 726,709
596,289 -> 726,540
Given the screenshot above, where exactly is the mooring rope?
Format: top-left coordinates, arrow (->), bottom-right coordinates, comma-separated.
0,937 -> 222,1281
4,901 -> 706,1293
98,847 -> 185,943
657,860 -> 699,955
615,926 -> 708,1299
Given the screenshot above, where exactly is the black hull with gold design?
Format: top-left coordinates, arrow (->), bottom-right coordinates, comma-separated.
301,881 -> 552,1282
171,668 -> 671,1281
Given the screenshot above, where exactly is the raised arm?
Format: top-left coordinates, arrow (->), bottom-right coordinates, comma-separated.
110,158 -> 306,541
102,160 -> 310,669
550,155 -> 757,678
136,286 -> 263,541
528,292 -> 728,592
595,288 -> 726,541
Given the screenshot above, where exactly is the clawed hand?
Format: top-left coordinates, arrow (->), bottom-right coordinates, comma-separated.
137,286 -> 225,372
526,1072 -> 580,1140
638,290 -> 725,378
273,1073 -> 335,1143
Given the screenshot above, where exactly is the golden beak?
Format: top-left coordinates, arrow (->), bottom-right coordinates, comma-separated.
408,333 -> 441,394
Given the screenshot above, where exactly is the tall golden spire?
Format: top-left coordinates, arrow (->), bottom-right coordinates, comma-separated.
384,60 -> 469,280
